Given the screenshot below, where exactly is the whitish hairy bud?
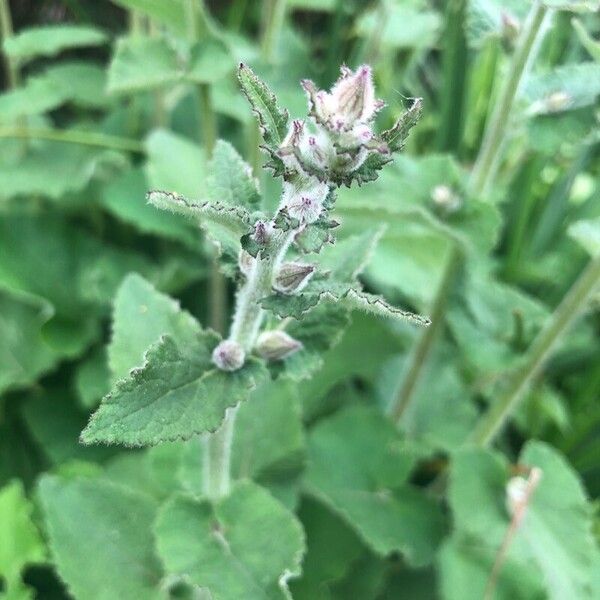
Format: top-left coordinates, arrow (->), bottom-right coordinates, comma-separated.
212,340 -> 245,371
282,178 -> 329,224
302,65 -> 384,132
544,91 -> 572,113
505,467 -> 542,519
431,185 -> 461,213
256,330 -> 303,361
274,262 -> 315,294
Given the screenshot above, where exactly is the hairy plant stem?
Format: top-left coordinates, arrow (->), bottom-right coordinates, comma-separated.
0,126 -> 145,153
203,229 -> 294,501
471,255 -> 600,447
468,1 -> 549,198
389,243 -> 462,423
0,0 -> 19,89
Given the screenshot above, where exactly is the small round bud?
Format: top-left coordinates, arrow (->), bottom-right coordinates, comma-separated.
256,330 -> 303,361
212,340 -> 245,372
238,250 -> 255,277
253,220 -> 274,246
501,11 -> 521,43
544,91 -> 572,113
431,185 -> 461,213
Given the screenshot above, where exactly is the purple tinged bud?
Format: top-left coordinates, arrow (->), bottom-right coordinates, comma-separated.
238,249 -> 255,277
256,330 -> 303,361
212,340 -> 245,372
274,262 -> 315,294
282,178 -> 329,224
253,220 -> 274,245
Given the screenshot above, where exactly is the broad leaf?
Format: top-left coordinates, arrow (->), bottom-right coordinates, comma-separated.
238,63 -> 289,149
206,140 -> 262,211
74,348 -> 110,410
107,36 -> 179,94
155,481 -> 305,599
0,480 -> 46,600
39,476 -> 163,600
82,334 -> 267,447
110,0 -> 188,34
3,24 -> 107,61
187,38 -> 235,84
108,273 -> 203,382
304,405 -> 444,566
147,189 -> 252,262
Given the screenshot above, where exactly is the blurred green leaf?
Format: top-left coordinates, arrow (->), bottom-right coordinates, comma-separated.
3,25 -> 107,62
187,38 -> 235,84
305,405 -> 445,566
155,481 -> 305,599
39,475 -> 163,600
0,480 -> 45,600
110,0 -> 188,34
568,217 -> 600,257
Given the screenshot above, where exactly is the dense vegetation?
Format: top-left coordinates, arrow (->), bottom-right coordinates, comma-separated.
0,1 -> 599,599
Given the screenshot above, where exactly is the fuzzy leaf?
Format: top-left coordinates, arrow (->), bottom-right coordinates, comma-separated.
3,24 -> 107,62
155,481 -> 305,600
305,406 -> 444,566
568,217 -> 600,257
293,218 -> 337,254
147,189 -> 253,261
107,36 -> 179,94
187,38 -> 235,84
108,273 -> 203,382
0,480 -> 46,600
381,98 -> 424,152
82,334 -> 267,447
207,140 -> 262,211
238,63 -> 289,149
39,476 -> 163,600
261,281 -> 430,326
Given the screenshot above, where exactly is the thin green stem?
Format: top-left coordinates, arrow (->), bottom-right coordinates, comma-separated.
471,255 -> 600,447
202,231 -> 293,501
389,244 -> 462,423
468,1 -> 549,198
261,0 -> 286,63
0,126 -> 145,153
0,0 -> 19,89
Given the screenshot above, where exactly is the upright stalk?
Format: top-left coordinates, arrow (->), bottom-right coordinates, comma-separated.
389,244 -> 462,422
202,231 -> 293,501
468,1 -> 549,198
261,0 -> 286,62
0,0 -> 19,89
471,255 -> 600,447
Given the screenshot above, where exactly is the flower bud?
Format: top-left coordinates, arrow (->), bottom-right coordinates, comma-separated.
274,262 -> 315,294
544,91 -> 572,113
431,185 -> 461,213
256,330 -> 302,361
238,249 -> 255,277
501,11 -> 520,44
282,178 -> 329,224
253,220 -> 274,246
212,340 -> 245,372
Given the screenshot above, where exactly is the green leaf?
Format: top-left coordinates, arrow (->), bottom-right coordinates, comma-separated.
573,18 -> 600,62
524,62 -> 600,113
261,281 -> 430,326
381,98 -> 424,152
39,475 -> 163,600
179,380 -> 305,505
155,481 -> 305,599
42,62 -> 110,109
305,405 -> 444,566
568,217 -> 600,257
187,38 -> 235,84
101,168 -> 200,248
238,63 -> 289,149
316,228 -> 384,281
207,140 -> 262,211
542,0 -> 599,11
356,4 -> 440,49
444,443 -> 599,600
108,273 -> 203,382
3,24 -> 107,62
0,73 -> 68,119
110,0 -> 188,33
107,36 -> 179,94
147,189 -> 253,262
0,480 -> 45,600
82,334 -> 267,447
74,348 -> 110,410
0,288 -> 57,394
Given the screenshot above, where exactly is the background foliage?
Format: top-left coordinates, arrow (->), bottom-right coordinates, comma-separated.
0,0 -> 599,598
